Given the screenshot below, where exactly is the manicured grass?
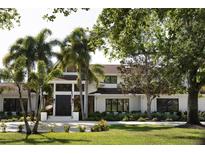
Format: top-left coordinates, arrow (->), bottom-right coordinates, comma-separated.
0,125 -> 205,144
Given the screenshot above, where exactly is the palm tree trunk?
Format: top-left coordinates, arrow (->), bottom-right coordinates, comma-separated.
27,68 -> 32,114
79,68 -> 85,120
17,84 -> 31,135
84,67 -> 89,119
32,87 -> 43,134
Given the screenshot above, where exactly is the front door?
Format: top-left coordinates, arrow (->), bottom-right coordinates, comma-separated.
55,95 -> 71,116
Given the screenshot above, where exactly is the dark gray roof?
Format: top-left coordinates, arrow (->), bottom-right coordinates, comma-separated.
89,88 -> 142,94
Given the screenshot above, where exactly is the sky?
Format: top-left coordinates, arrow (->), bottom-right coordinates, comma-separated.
0,8 -> 120,68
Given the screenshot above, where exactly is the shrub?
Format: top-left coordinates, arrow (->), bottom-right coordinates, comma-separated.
18,124 -> 24,133
19,116 -> 24,122
0,122 -> 7,133
64,124 -> 70,133
48,124 -> 56,132
78,125 -> 86,132
97,119 -> 109,131
91,124 -> 101,132
165,118 -> 173,121
26,116 -> 31,121
138,117 -> 146,122
152,118 -> 158,121
91,119 -> 109,132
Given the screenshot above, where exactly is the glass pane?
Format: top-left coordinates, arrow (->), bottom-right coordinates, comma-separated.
157,99 -> 179,112
56,84 -> 72,91
111,76 -> 117,84
112,99 -> 118,112
74,84 -> 84,91
106,99 -> 112,112
118,99 -> 123,112
167,99 -> 179,112
104,76 -> 111,83
124,99 -> 129,112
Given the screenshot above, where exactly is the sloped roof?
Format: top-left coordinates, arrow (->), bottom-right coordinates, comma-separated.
101,64 -> 120,74
89,88 -> 142,94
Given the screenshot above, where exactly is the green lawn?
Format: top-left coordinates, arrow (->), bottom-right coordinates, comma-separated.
0,125 -> 205,144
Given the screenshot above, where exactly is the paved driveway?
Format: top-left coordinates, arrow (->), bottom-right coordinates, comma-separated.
1,121 -> 205,133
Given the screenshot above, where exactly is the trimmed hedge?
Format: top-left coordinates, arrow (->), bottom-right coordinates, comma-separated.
86,111 -> 205,122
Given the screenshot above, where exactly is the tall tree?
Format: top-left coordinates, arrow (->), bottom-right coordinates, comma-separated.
57,27 -> 104,119
93,8 -> 205,126
3,36 -> 36,113
28,60 -> 62,134
156,9 -> 205,125
3,28 -> 58,114
92,9 -> 169,116
0,56 -> 32,134
34,28 -> 59,70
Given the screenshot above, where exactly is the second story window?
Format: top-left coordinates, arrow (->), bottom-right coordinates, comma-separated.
56,84 -> 72,91
104,76 -> 117,84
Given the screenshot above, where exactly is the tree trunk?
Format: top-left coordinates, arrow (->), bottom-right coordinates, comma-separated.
17,84 -> 31,135
146,94 -> 152,118
79,68 -> 85,120
27,67 -> 32,113
32,93 -> 40,134
187,88 -> 200,125
84,67 -> 89,119
32,88 -> 42,134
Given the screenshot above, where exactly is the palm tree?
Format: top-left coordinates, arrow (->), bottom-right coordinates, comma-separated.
34,28 -> 59,70
57,27 -> 104,119
28,60 -> 62,134
3,28 -> 59,115
0,56 -> 32,134
3,36 -> 36,113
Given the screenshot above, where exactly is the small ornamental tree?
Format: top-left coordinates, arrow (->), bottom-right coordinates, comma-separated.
0,56 -> 32,134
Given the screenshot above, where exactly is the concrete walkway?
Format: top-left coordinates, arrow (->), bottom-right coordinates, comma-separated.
1,121 -> 205,133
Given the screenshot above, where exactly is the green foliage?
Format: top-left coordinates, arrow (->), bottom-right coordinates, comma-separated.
138,117 -> 146,122
91,119 -> 109,132
18,124 -> 24,133
0,8 -> 20,30
64,124 -> 70,133
78,125 -> 86,132
43,8 -> 89,22
48,124 -> 56,132
0,122 -> 7,133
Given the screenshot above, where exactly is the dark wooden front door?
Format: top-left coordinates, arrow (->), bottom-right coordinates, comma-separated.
55,95 -> 71,116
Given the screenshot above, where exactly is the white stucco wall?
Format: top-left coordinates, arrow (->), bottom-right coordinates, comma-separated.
140,94 -> 205,112
0,91 -> 37,112
94,94 -> 141,112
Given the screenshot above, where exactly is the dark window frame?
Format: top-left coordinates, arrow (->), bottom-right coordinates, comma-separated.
157,98 -> 179,112
106,99 -> 129,112
3,98 -> 28,112
74,84 -> 85,91
104,76 -> 117,84
56,84 -> 72,91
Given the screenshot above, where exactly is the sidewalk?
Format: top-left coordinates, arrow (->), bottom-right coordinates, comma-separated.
1,121 -> 205,133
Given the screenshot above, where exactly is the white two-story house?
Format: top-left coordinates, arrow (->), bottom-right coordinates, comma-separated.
1,64 -> 205,121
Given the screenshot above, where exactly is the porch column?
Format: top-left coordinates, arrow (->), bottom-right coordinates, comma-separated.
53,83 -> 56,116
71,83 -> 74,115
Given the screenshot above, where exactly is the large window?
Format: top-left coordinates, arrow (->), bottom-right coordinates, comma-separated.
4,98 -> 27,112
157,98 -> 179,112
56,84 -> 72,91
104,76 -> 117,84
74,84 -> 84,91
106,99 -> 129,112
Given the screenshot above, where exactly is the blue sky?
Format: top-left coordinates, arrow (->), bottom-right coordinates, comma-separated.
0,8 -> 120,68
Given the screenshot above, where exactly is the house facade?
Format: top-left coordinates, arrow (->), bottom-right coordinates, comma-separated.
0,64 -> 205,121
